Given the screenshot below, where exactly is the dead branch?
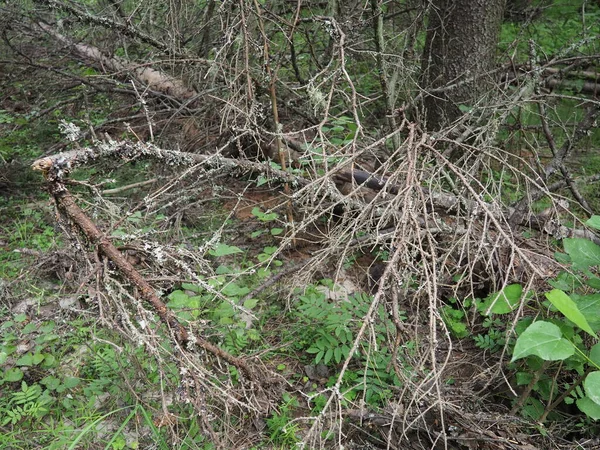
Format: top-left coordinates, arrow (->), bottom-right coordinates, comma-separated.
32,139 -> 600,246
33,0 -> 186,58
32,150 -> 261,384
36,22 -> 198,100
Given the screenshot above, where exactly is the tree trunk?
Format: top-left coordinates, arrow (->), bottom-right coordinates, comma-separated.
421,0 -> 506,131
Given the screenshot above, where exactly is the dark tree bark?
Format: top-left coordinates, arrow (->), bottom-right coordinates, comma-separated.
421,0 -> 506,131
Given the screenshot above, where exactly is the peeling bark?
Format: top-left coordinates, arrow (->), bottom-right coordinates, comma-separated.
37,22 -> 197,100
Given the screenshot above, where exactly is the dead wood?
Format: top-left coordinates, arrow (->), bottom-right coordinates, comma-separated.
36,22 -> 198,101
32,148 -> 262,385
32,139 -> 600,248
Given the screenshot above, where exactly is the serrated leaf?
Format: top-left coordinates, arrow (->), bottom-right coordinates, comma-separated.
222,283 -> 250,297
209,243 -> 243,257
511,321 -> 574,362
167,290 -> 190,307
243,298 -> 258,309
63,377 -> 80,388
563,238 -> 600,269
14,314 -> 27,323
585,372 -> 600,406
546,289 -> 595,337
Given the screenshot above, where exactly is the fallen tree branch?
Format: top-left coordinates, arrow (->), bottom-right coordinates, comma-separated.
32,150 -> 259,383
36,21 -> 198,100
34,0 -> 186,58
32,139 -> 600,245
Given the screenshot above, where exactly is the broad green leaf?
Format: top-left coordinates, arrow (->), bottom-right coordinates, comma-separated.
215,265 -> 231,275
243,298 -> 258,309
315,350 -> 324,364
209,243 -> 243,257
522,398 -> 545,421
271,228 -> 284,236
257,267 -> 271,278
479,284 -> 522,314
257,253 -> 270,263
16,353 -> 33,366
563,238 -> 600,269
590,343 -> 600,368
222,283 -> 250,297
515,372 -> 532,386
63,376 -> 80,388
553,252 -> 571,264
22,323 -> 37,334
572,293 -> 600,331
42,354 -> 56,368
586,216 -> 600,231
586,277 -> 600,290
585,372 -> 600,406
41,376 -> 61,390
577,397 -> 600,419
40,321 -> 55,333
545,289 -> 595,337
511,321 -> 574,362
4,368 -> 23,382
167,290 -> 190,307
14,314 -> 27,323
181,283 -> 202,293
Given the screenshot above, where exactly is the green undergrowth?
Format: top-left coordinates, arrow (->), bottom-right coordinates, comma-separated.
0,311 -> 182,449
441,215 -> 600,428
0,188 -> 412,448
